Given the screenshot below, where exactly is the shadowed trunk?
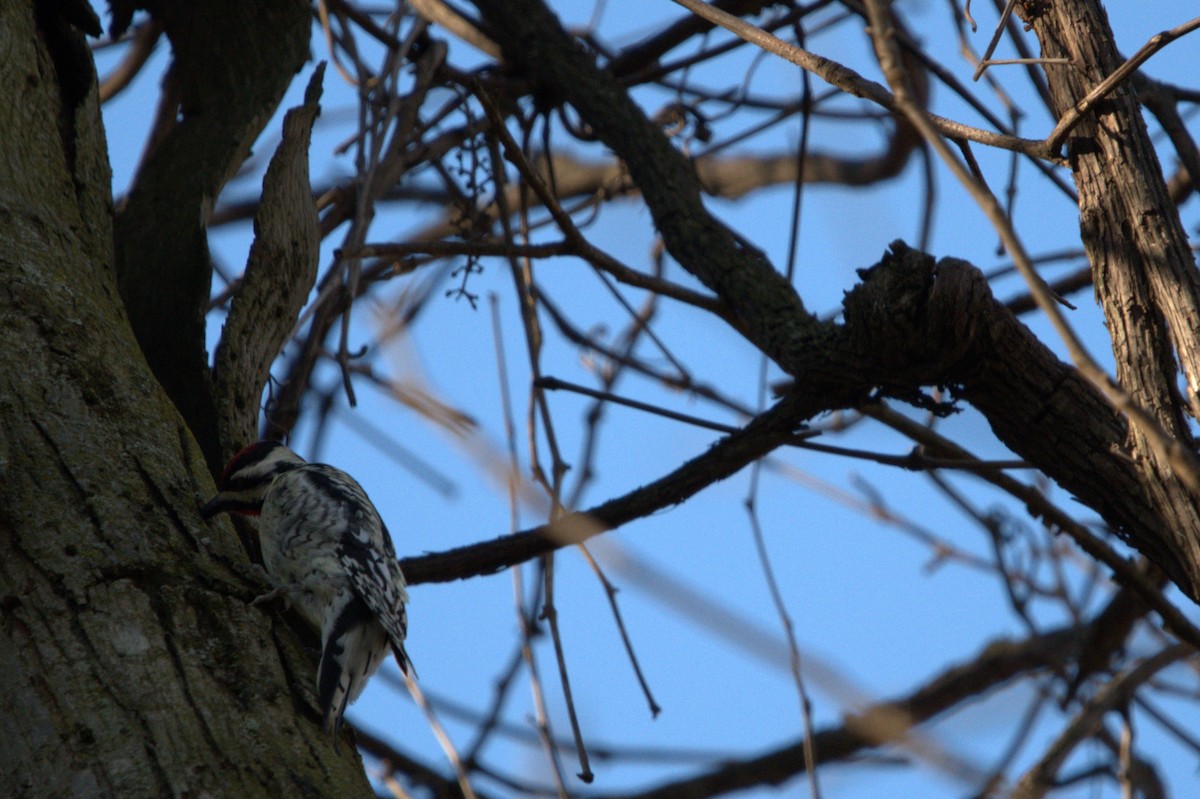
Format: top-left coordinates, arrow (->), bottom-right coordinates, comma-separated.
0,4 -> 374,796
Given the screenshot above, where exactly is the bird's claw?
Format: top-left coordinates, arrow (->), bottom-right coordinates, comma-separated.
252,583 -> 296,611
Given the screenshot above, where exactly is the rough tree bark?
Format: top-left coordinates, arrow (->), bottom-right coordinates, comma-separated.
0,4 -> 374,798
1017,0 -> 1200,600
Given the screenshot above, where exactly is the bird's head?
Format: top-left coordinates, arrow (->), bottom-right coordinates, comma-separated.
201,440 -> 306,518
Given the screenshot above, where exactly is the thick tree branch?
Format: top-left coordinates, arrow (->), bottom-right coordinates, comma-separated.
845,245 -> 1193,595
113,0 -> 311,474
212,66 -> 324,455
1020,0 -> 1200,594
470,0 -> 827,378
606,0 -> 775,79
399,242 -> 1193,604
615,622 -> 1085,798
400,392 -> 809,584
465,0 -> 1200,600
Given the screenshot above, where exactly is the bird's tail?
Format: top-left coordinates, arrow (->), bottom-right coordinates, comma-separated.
393,643 -> 417,680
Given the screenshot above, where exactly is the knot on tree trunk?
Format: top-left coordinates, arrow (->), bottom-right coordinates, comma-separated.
842,240 -> 992,391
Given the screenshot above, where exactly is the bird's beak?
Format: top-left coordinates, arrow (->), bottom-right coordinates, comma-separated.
200,494 -> 227,520
200,490 -> 262,519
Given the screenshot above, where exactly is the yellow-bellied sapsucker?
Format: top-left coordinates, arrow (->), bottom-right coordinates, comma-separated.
202,440 -> 411,734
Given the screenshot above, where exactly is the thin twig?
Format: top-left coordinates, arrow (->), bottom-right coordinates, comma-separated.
971,0 -> 1020,80
1012,644 -> 1195,799
98,20 -> 162,102
576,546 -> 662,717
981,57 -> 1070,67
792,437 -> 1028,473
668,0 -> 1055,161
536,295 -> 752,416
402,670 -> 479,799
536,376 -> 740,433
492,294 -> 570,797
1046,16 -> 1200,151
864,405 -> 1200,652
541,555 -> 594,781
461,644 -> 525,765
541,375 -> 1031,474
515,565 -> 570,798
769,461 -> 998,575
744,466 -> 822,798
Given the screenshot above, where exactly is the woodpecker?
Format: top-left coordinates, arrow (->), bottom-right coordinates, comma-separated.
201,440 -> 411,735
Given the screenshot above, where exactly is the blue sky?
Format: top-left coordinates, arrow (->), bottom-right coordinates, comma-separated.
96,2 -> 1200,796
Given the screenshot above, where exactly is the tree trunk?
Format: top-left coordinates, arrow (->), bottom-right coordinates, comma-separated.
1020,0 -> 1200,593
0,4 -> 372,797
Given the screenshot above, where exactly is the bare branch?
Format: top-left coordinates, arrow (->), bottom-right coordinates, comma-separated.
1046,16 -> 1200,150
1012,644 -> 1195,799
668,0 -> 1056,161
213,66 -> 324,454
